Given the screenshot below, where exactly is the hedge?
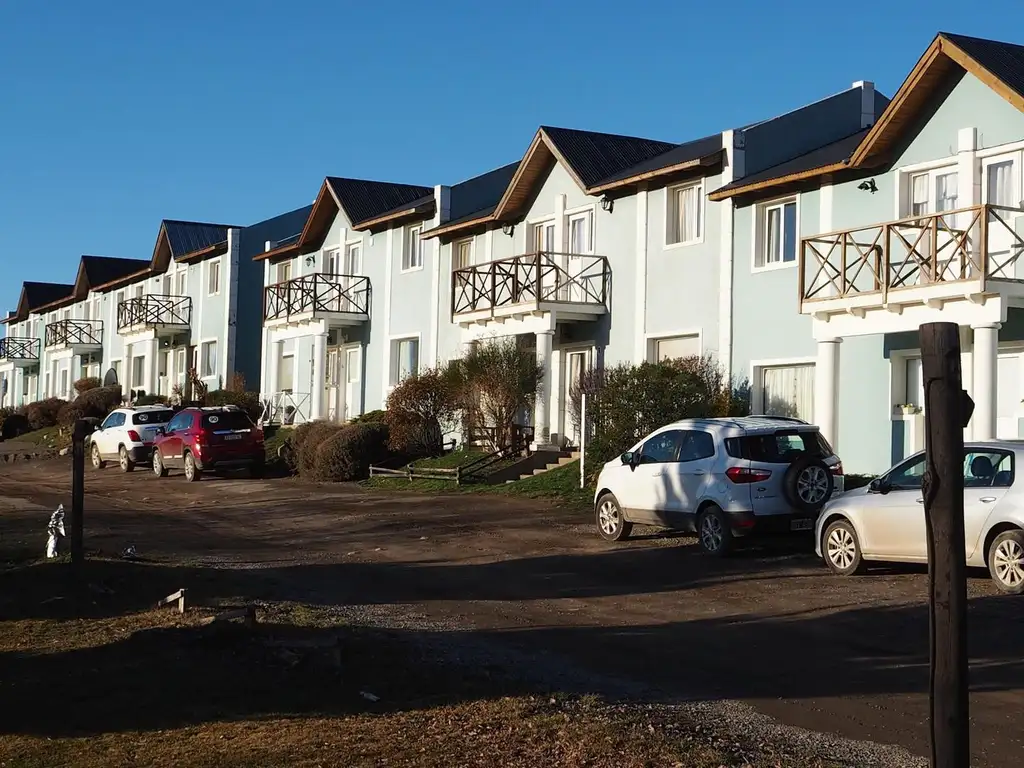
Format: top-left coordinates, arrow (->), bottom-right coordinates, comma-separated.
1,412 -> 30,440
292,420 -> 346,477
73,377 -> 101,395
24,398 -> 66,430
205,389 -> 262,421
312,422 -> 391,481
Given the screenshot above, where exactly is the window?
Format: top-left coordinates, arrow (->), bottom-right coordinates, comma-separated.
101,411 -> 125,430
112,360 -> 122,384
201,341 -> 218,377
650,334 -> 700,363
278,261 -> 292,284
132,410 -> 172,425
279,354 -> 294,392
910,173 -> 930,217
679,430 -> 715,462
905,166 -> 959,218
964,450 -> 1014,488
453,239 -> 473,270
323,248 -> 340,275
134,284 -> 144,299
639,430 -> 684,464
755,198 -> 797,268
82,303 -> 90,321
59,369 -> 68,397
568,211 -> 593,253
166,412 -> 190,433
390,337 -> 419,384
404,227 -> 423,270
131,356 -> 145,389
936,172 -> 958,212
667,182 -> 703,245
725,430 -> 830,462
115,291 -> 125,310
175,269 -> 187,295
532,220 -> 555,252
886,454 -> 927,490
207,259 -> 221,295
344,243 -> 361,274
905,357 -> 924,408
202,411 -> 253,430
986,159 -> 1017,207
761,364 -> 814,421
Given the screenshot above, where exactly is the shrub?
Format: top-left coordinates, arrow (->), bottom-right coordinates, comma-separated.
74,386 -> 123,420
135,394 -> 169,406
349,409 -> 387,424
24,397 -> 66,430
73,377 -> 101,395
1,412 -> 30,440
57,402 -> 88,430
385,368 -> 459,456
292,420 -> 346,477
313,422 -> 391,482
205,389 -> 262,422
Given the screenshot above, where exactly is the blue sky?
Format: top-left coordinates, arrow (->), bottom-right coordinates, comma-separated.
2,0 -> 1023,314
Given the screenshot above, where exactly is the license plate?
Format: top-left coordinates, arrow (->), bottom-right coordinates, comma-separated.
791,519 -> 814,532
225,434 -> 243,441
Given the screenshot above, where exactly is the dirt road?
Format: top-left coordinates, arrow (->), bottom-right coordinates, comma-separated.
3,458 -> 1023,767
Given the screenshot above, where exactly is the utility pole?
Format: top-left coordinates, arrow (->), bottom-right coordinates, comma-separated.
70,418 -> 87,566
920,322 -> 974,768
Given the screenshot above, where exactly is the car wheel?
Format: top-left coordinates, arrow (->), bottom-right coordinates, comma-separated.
783,455 -> 834,514
153,450 -> 168,478
183,452 -> 201,483
988,530 -> 1024,595
822,519 -> 863,576
91,444 -> 106,470
119,446 -> 135,473
697,505 -> 733,556
596,493 -> 632,542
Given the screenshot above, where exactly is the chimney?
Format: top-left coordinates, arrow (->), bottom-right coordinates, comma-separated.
435,184 -> 451,225
265,240 -> 274,252
853,80 -> 876,128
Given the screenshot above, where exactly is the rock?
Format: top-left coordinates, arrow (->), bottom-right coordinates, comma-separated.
59,448 -> 70,457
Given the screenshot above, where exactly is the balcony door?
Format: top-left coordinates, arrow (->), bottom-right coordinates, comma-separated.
342,244 -> 361,313
983,154 -> 1022,279
904,168 -> 961,284
532,221 -> 557,302
560,347 -> 590,448
343,345 -> 362,421
325,347 -> 342,421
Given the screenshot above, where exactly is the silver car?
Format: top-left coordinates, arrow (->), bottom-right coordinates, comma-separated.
594,416 -> 844,555
816,441 -> 1024,594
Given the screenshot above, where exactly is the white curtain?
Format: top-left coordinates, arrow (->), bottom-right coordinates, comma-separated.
655,334 -> 700,362
911,174 -> 930,216
398,339 -> 419,381
936,172 -> 958,213
762,365 -> 814,420
570,214 -> 592,253
677,186 -> 700,242
987,160 -> 1015,207
906,358 -> 924,407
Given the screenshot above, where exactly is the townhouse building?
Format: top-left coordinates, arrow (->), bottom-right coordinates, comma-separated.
709,32 -> 1024,475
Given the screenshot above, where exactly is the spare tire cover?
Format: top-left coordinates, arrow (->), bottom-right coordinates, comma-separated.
783,454 -> 834,513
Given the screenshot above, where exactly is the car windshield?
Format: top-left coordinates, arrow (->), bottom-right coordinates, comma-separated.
132,410 -> 173,425
726,430 -> 829,463
202,412 -> 253,430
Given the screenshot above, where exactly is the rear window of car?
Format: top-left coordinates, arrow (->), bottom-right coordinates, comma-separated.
201,411 -> 253,430
725,430 -> 830,463
132,410 -> 173,425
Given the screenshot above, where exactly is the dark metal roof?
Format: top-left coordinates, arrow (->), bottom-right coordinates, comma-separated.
81,256 -> 150,287
596,133 -> 724,186
163,220 -> 238,260
325,177 -> 433,227
371,192 -> 435,222
239,204 -> 313,261
713,128 -> 869,196
541,126 -> 677,188
24,282 -> 74,311
448,162 -> 519,222
942,32 -> 1024,100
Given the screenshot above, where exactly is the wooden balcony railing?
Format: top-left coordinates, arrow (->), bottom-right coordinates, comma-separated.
0,336 -> 40,361
452,252 -> 610,317
799,204 -> 1024,311
117,295 -> 192,333
45,318 -> 103,348
263,273 -> 370,322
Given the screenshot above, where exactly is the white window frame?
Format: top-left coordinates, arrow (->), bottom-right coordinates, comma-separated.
664,180 -> 705,248
174,268 -> 187,296
566,206 -> 595,254
388,334 -> 421,387
199,339 -> 219,379
453,238 -> 474,270
982,149 -> 1024,208
644,330 -> 703,363
895,160 -> 960,219
529,217 -> 557,253
277,260 -> 293,284
207,258 -> 221,296
749,357 -> 816,416
110,359 -> 122,386
403,226 -> 424,272
752,195 -> 799,272
323,246 -> 341,275
343,241 -> 362,275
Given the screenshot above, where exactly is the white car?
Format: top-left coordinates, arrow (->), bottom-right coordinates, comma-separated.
816,442 -> 1024,594
594,416 -> 844,555
89,406 -> 175,473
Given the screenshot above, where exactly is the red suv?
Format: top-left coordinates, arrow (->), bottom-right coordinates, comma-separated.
151,406 -> 265,482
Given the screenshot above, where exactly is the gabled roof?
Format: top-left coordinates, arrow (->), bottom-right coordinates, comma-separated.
81,255 -> 151,289
258,177 -> 433,261
240,204 -> 313,263
3,281 -> 75,324
157,219 -> 239,267
421,162 -> 519,239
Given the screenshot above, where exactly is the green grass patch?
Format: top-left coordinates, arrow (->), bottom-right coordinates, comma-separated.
5,426 -> 68,451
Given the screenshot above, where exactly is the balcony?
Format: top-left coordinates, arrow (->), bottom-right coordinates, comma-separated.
117,295 -> 192,336
0,336 -> 40,368
45,318 -> 103,353
263,273 -> 370,328
799,204 -> 1024,320
452,252 -> 610,325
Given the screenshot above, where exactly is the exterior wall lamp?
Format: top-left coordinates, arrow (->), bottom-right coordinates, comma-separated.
502,222 -> 515,237
601,196 -> 614,213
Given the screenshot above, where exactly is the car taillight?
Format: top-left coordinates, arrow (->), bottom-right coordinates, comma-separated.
127,430 -> 141,442
726,467 -> 772,484
831,462 -> 844,476
254,429 -> 264,445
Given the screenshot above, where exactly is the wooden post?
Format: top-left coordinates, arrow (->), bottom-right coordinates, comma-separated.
920,321 -> 973,768
70,419 -> 87,566
579,392 -> 587,490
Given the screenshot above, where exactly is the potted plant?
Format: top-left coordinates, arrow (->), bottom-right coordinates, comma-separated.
898,403 -> 920,415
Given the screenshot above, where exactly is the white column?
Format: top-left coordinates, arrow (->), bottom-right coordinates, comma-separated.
633,187 -> 649,363
972,323 -> 999,441
147,339 -> 159,396
311,333 -> 327,420
12,369 -> 22,406
267,338 -> 281,397
534,330 -> 554,447
814,338 -> 841,449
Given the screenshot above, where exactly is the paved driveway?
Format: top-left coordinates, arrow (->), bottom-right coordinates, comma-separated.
2,458 -> 1023,767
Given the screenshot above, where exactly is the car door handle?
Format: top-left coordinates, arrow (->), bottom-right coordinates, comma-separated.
916,499 -> 923,504
980,497 -> 998,503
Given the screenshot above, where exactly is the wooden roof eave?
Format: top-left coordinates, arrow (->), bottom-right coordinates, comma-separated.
91,267 -> 154,294
175,241 -> 229,265
254,241 -> 300,263
420,213 -> 497,241
586,151 -> 722,195
353,202 -> 436,233
706,161 -> 851,202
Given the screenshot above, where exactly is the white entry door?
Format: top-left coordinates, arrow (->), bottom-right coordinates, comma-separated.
997,353 -> 1021,439
561,349 -> 589,447
983,155 -> 1021,278
326,347 -> 342,421
343,345 -> 362,421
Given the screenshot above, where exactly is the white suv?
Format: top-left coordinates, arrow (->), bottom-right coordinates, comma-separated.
89,406 -> 175,473
594,416 -> 844,555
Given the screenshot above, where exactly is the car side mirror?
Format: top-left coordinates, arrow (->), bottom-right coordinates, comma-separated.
869,477 -> 891,495
621,451 -> 637,471
156,427 -> 166,435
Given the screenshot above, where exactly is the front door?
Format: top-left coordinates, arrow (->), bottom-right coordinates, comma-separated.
997,353 -> 1021,439
325,347 -> 341,421
562,349 -> 588,447
343,345 -> 362,421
